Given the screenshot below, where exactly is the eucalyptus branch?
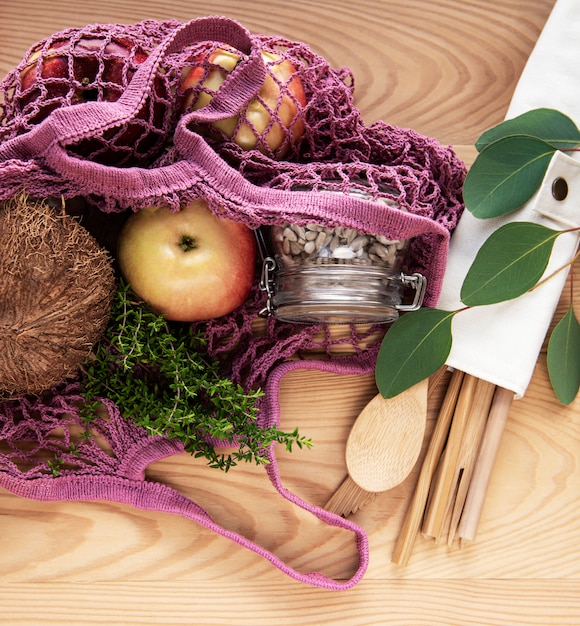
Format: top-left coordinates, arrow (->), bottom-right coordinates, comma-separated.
529,231 -> 580,293
375,107 -> 580,405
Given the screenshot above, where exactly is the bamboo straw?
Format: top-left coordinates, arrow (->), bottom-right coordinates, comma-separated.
458,385 -> 514,544
422,373 -> 478,541
446,377 -> 496,545
393,372 -> 515,564
391,368 -> 464,566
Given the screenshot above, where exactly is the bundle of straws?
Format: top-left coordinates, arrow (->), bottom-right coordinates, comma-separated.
392,368 -> 514,566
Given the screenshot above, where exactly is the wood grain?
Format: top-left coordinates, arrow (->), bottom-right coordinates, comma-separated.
0,581 -> 580,625
2,0 -> 579,624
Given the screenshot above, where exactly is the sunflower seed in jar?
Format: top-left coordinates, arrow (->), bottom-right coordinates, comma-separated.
344,228 -> 358,245
304,240 -> 317,255
329,234 -> 341,252
290,241 -> 302,256
369,242 -> 391,261
294,225 -> 306,240
315,230 -> 328,249
282,226 -> 298,242
271,222 -> 410,271
350,235 -> 369,252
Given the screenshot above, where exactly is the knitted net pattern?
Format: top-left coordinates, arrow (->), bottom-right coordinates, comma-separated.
0,19 -> 464,224
0,16 -> 465,385
0,19 -> 180,166
0,384 -> 179,482
196,282 -> 385,391
0,367 -> 371,591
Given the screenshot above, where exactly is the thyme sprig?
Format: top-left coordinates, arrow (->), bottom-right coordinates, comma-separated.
81,282 -> 312,471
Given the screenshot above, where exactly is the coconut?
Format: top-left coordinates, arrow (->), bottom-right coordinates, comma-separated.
0,194 -> 116,396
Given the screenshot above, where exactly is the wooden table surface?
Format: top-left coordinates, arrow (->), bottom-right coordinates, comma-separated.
1,1 -> 579,624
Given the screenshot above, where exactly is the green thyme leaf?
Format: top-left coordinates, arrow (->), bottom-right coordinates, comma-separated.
81,282 -> 312,470
547,305 -> 580,405
375,308 -> 455,398
475,108 -> 580,152
461,222 -> 560,306
463,135 -> 556,218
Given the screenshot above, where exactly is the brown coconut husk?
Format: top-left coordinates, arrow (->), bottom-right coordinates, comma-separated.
0,194 -> 116,396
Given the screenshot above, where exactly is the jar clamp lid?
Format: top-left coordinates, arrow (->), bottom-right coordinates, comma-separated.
256,223 -> 427,325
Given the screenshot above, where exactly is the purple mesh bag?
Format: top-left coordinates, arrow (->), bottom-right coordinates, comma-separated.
0,15 -> 465,588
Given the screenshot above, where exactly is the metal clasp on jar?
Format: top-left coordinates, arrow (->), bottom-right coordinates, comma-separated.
259,256 -> 278,318
395,272 -> 427,312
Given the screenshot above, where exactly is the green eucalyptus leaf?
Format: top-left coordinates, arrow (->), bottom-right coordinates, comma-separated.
463,136 -> 556,219
461,222 -> 560,306
547,306 -> 580,405
476,108 -> 580,152
375,308 -> 454,398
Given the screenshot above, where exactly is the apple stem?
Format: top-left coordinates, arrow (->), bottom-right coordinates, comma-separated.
179,236 -> 198,252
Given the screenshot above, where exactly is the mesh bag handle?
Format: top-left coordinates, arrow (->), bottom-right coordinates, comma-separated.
43,122 -> 452,256
0,15 -> 458,304
0,358 -> 373,590
0,16 -> 265,162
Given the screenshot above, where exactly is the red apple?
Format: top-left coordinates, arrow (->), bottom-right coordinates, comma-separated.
117,199 -> 257,322
179,46 -> 307,156
17,36 -> 169,165
21,39 -> 140,96
18,40 -> 71,120
19,37 -> 147,112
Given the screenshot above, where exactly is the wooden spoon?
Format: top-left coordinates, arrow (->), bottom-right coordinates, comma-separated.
325,378 -> 429,516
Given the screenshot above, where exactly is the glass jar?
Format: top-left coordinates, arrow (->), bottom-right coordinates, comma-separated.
258,221 -> 426,324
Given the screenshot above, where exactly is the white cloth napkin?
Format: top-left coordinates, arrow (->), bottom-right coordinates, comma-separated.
438,0 -> 580,398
